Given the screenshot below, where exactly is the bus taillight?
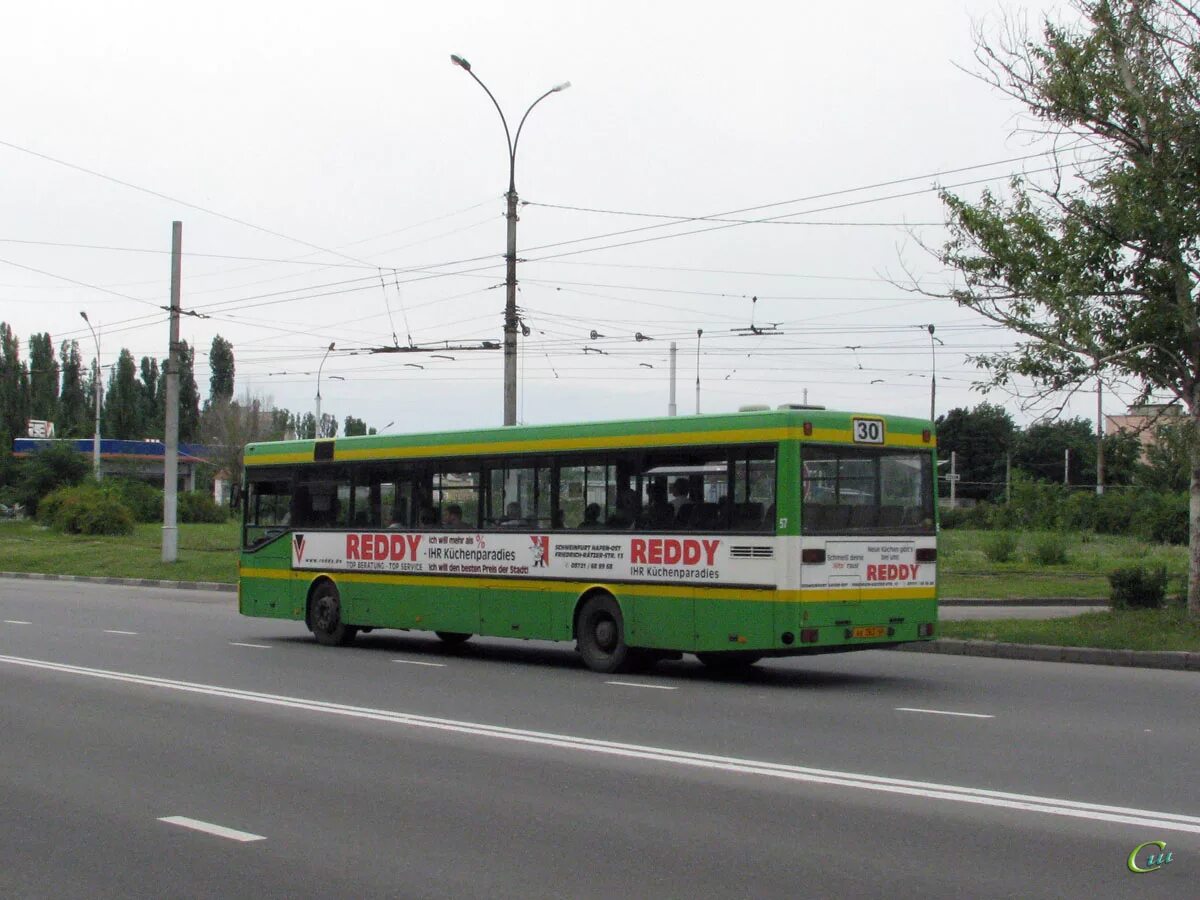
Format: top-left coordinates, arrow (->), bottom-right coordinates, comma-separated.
800,628 -> 820,643
917,623 -> 935,638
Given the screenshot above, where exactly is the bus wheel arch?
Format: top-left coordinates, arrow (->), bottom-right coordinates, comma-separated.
573,589 -> 641,674
306,577 -> 358,647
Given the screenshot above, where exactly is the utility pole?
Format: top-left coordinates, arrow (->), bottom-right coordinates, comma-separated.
79,311 -> 102,480
668,341 -> 677,416
928,324 -> 937,423
1096,379 -> 1105,495
162,221 -> 182,564
695,329 -> 703,414
1005,452 -> 1012,504
1064,448 -> 1070,486
949,450 -> 957,507
449,55 -> 569,426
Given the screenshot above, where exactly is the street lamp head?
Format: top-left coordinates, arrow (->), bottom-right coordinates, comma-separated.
551,81 -> 571,93
327,342 -> 336,351
450,54 -> 471,71
80,311 -> 89,322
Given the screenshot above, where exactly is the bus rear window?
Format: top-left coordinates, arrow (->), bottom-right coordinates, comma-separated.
801,446 -> 933,534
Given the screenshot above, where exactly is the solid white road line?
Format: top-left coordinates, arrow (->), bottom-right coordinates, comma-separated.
3,653 -> 1198,836
229,642 -> 272,649
606,681 -> 678,691
3,620 -> 31,625
158,816 -> 265,842
391,659 -> 446,667
103,630 -> 139,636
896,707 -> 994,719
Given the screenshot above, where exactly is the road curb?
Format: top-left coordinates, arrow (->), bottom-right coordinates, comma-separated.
0,571 -> 235,593
895,638 -> 1200,671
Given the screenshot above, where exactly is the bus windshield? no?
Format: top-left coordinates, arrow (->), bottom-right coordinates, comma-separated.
801,446 -> 934,535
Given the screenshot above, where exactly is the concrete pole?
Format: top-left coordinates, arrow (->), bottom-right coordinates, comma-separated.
79,312 -> 102,480
668,341 -> 677,416
1064,448 -> 1070,486
162,221 -> 182,563
503,187 -> 518,425
695,329 -> 703,414
950,450 -> 957,507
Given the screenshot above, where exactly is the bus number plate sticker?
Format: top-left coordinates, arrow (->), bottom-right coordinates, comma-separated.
852,626 -> 887,639
851,417 -> 885,444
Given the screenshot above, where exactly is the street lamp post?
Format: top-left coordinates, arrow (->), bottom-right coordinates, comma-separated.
926,324 -> 943,424
315,342 -> 335,438
450,54 -> 569,426
79,311 -> 102,479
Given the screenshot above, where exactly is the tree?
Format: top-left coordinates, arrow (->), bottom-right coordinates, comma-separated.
57,340 -> 88,438
344,415 -> 368,436
0,322 -> 30,446
139,356 -> 161,437
1140,418 -> 1194,491
104,349 -> 143,439
176,340 -> 202,443
318,413 -> 338,439
923,1 -> 1200,618
296,412 -> 317,440
1013,418 -> 1097,485
208,335 -> 235,405
27,333 -> 59,423
935,403 -> 1016,500
201,393 -> 290,497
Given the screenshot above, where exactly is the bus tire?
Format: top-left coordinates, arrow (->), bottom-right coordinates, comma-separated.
434,631 -> 472,645
576,594 -> 636,674
695,651 -> 762,671
308,581 -> 358,647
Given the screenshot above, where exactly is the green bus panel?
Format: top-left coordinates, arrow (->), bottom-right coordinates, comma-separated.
693,597 -> 777,652
626,592 -> 695,650
339,581 -> 480,635
238,537 -> 295,619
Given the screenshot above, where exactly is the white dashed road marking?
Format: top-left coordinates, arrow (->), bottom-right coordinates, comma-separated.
896,707 -> 994,719
229,642 -> 272,649
158,816 -> 265,842
606,681 -> 678,691
392,659 -> 446,667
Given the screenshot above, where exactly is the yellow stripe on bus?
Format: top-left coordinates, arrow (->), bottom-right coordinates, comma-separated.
238,567 -> 934,604
245,426 -> 934,467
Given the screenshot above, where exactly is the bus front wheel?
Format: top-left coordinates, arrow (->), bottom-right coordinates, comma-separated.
309,582 -> 358,647
576,595 -> 639,674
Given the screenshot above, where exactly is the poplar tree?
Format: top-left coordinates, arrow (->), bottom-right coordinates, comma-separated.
27,333 -> 59,423
57,340 -> 87,437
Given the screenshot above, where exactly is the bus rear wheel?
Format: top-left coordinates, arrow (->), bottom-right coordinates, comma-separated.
309,582 -> 358,647
435,631 -> 472,645
576,594 -> 641,674
695,651 -> 762,671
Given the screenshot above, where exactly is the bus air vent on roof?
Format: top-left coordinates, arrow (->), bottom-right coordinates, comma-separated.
778,403 -> 826,410
738,404 -> 771,412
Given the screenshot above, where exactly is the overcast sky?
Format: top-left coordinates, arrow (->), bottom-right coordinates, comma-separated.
5,0 -> 1136,436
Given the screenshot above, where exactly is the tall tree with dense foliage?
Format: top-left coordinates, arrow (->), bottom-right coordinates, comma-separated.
208,335 -> 235,405
0,323 -> 31,446
176,340 -> 202,442
139,356 -> 161,437
57,340 -> 87,437
343,415 -> 368,436
104,349 -> 143,439
935,403 -> 1016,500
926,0 -> 1200,618
1014,418 -> 1098,485
27,333 -> 59,423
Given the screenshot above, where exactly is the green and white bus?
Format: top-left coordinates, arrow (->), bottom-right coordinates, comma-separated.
238,407 -> 938,672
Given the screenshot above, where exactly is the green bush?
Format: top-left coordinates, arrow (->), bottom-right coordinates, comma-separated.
982,531 -> 1019,563
1133,493 -> 1188,545
40,484 -> 134,535
179,491 -> 228,524
15,443 -> 90,515
1109,565 -> 1167,609
104,479 -> 163,523
1029,532 -> 1069,565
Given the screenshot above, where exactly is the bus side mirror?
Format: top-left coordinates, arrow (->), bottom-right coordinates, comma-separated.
230,483 -> 242,508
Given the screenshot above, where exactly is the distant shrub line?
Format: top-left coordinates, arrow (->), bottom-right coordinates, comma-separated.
38,480 -> 227,535
940,479 -> 1187,546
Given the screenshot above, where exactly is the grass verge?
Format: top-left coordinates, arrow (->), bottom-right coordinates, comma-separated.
0,520 -> 239,583
939,606 -> 1200,652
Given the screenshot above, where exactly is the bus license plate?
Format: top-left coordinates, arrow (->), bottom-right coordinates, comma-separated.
852,626 -> 887,639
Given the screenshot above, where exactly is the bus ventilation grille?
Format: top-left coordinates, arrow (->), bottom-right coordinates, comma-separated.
729,545 -> 774,559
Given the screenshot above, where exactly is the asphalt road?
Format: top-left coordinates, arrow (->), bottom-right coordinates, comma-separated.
1,578 -> 1195,899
